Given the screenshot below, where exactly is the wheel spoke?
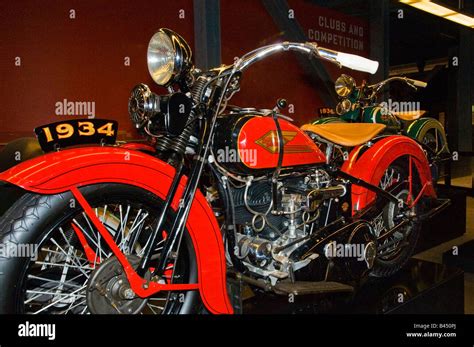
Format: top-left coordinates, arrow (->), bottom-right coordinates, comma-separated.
118,204 -> 131,251
63,299 -> 87,314
147,303 -> 164,310
32,284 -> 87,314
72,218 -> 110,259
25,273 -> 85,304
33,261 -> 94,272
27,274 -> 83,288
40,247 -> 88,263
26,290 -> 85,299
49,238 -> 90,278
126,211 -> 149,252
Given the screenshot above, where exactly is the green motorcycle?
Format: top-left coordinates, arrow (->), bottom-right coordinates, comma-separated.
314,74 -> 450,157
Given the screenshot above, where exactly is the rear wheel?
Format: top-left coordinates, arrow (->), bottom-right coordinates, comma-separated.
370,164 -> 421,278
420,128 -> 448,156
0,184 -> 200,314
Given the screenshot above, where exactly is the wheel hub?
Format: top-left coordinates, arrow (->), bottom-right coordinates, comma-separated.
385,189 -> 410,229
86,255 -> 149,314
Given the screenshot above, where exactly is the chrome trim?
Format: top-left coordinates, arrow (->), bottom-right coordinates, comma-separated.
233,42 -> 340,73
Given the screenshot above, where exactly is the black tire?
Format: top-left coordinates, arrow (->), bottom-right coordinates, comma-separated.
0,184 -> 201,314
370,164 -> 422,278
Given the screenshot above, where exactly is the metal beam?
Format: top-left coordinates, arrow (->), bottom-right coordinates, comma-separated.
369,0 -> 389,83
456,27 -> 473,153
308,0 -> 364,9
261,0 -> 338,107
447,28 -> 473,154
193,0 -> 221,70
307,0 -> 369,17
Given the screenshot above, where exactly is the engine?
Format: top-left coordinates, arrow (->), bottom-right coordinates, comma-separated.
233,170 -> 330,280
231,169 -> 376,284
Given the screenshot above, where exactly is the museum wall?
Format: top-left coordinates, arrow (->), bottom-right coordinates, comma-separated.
0,0 -> 194,144
221,0 -> 369,123
0,0 -> 371,145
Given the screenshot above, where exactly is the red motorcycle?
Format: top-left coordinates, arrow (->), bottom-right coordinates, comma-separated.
0,29 -> 448,314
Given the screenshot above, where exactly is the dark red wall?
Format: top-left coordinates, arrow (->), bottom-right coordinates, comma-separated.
221,0 -> 369,125
0,0 -> 369,144
0,0 -> 194,143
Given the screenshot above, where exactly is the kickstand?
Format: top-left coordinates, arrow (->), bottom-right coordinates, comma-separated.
227,277 -> 243,314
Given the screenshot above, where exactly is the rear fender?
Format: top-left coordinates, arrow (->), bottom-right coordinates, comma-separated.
341,135 -> 436,215
406,117 -> 449,153
0,137 -> 43,172
0,146 -> 233,314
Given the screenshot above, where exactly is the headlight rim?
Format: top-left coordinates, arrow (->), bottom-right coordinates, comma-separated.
147,28 -> 193,87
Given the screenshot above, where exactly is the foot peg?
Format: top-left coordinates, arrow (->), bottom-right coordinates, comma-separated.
272,281 -> 354,295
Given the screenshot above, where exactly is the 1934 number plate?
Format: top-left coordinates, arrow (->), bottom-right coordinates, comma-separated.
34,119 -> 118,152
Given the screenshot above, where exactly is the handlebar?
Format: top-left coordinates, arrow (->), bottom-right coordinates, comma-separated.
232,41 -> 379,75
364,76 -> 427,99
369,76 -> 427,91
309,44 -> 379,74
330,51 -> 379,74
406,78 -> 427,88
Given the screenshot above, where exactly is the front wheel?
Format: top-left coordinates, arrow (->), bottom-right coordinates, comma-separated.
0,184 -> 200,314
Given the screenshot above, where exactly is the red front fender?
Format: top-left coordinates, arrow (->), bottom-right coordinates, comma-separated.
0,146 -> 233,314
341,135 -> 436,215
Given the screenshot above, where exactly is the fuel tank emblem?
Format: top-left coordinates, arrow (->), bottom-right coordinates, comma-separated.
255,130 -> 313,154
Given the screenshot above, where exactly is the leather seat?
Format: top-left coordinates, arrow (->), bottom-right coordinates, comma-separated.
392,110 -> 426,121
301,123 -> 386,147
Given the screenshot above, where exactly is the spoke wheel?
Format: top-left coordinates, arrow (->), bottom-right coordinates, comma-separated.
370,164 -> 421,278
0,184 -> 200,314
421,128 -> 447,156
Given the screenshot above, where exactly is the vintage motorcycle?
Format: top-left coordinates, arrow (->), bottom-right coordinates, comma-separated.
314,74 -> 450,157
0,29 -> 449,314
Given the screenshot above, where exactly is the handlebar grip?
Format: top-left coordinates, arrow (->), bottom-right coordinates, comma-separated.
408,79 -> 428,88
335,52 -> 379,75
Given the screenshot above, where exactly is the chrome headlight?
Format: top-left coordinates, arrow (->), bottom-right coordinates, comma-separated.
336,99 -> 352,115
147,28 -> 193,87
334,74 -> 356,97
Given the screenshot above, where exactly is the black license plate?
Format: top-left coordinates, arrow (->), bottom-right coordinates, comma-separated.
34,119 -> 118,152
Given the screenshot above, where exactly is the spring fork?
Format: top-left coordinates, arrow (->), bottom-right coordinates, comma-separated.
136,159 -> 185,276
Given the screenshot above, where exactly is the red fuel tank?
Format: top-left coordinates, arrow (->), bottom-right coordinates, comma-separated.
213,113 -> 326,174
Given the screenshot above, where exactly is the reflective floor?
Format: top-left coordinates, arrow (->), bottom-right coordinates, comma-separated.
241,196 -> 473,314
242,258 -> 464,314
415,196 -> 474,313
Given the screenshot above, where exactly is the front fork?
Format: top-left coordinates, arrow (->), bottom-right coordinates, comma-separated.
69,150 -> 209,297
136,159 -> 185,277
70,186 -> 199,298
70,95 -> 224,298
69,154 -> 203,298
